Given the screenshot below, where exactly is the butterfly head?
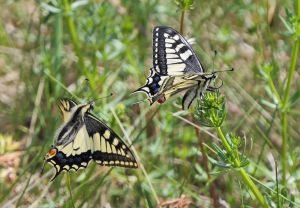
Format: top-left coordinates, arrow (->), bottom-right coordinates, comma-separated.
87,100 -> 95,111
78,101 -> 95,115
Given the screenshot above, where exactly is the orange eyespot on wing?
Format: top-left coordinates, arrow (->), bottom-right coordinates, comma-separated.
48,148 -> 57,157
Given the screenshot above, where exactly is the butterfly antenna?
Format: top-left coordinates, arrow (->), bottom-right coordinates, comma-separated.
88,93 -> 114,104
93,93 -> 114,101
212,67 -> 234,74
212,50 -> 217,73
210,50 -> 234,74
80,78 -> 91,96
131,98 -> 150,105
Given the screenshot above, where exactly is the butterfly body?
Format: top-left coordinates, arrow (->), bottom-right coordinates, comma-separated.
135,26 -> 219,109
45,98 -> 137,181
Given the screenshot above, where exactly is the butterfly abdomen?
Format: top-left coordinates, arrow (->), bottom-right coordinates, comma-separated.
157,95 -> 166,104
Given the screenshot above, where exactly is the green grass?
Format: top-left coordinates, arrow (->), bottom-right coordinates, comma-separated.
0,0 -> 300,207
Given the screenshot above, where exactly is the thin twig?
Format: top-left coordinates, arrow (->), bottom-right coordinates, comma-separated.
110,107 -> 160,205
180,10 -> 185,34
249,175 -> 300,207
172,113 -> 219,140
28,183 -> 52,208
15,175 -> 32,208
66,173 -> 75,208
44,71 -> 79,100
215,127 -> 267,207
195,127 -> 219,208
62,0 -> 87,74
2,171 -> 52,208
281,35 -> 299,184
27,78 -> 45,147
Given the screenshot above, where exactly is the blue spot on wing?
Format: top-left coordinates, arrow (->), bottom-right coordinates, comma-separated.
146,73 -> 161,95
153,74 -> 161,82
135,68 -> 163,98
47,150 -> 92,181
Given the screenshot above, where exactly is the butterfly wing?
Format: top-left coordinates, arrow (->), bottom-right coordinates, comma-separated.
84,113 -> 138,168
152,26 -> 205,76
134,67 -> 169,102
47,99 -> 137,181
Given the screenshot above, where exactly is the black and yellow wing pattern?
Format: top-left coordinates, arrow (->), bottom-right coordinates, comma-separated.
45,98 -> 138,181
134,26 -> 218,109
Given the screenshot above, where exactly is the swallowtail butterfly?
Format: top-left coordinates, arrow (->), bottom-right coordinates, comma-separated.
135,26 -> 221,109
44,98 -> 138,181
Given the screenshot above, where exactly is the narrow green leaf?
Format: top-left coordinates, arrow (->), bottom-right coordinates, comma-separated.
40,2 -> 61,13
71,0 -> 89,10
289,86 -> 300,105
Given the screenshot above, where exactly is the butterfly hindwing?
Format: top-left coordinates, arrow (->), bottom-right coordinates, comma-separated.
182,86 -> 199,110
47,147 -> 92,181
134,68 -> 168,99
48,104 -> 93,180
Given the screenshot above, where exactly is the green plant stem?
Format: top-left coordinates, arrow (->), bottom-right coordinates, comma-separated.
280,15 -> 299,184
215,127 -> 268,208
267,76 -> 281,103
281,111 -> 288,184
180,10 -> 185,33
195,127 -> 219,208
110,108 -> 160,205
44,71 -> 79,99
62,0 -> 87,74
66,173 -> 75,208
282,40 -> 299,105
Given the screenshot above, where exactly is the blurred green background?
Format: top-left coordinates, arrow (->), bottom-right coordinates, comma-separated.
0,0 -> 299,207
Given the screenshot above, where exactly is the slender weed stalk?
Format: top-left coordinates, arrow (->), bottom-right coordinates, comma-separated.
176,1 -> 220,206
281,35 -> 299,184
110,107 -> 160,205
62,0 -> 87,75
176,0 -> 194,34
66,173 -> 75,208
259,0 -> 300,184
193,92 -> 268,207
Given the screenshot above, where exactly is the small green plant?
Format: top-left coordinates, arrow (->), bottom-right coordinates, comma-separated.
175,0 -> 194,33
193,92 -> 268,207
194,92 -> 226,128
260,4 -> 300,185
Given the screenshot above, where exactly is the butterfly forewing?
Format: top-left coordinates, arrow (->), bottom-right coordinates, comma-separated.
58,98 -> 78,123
85,113 -> 138,168
153,26 -> 205,76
